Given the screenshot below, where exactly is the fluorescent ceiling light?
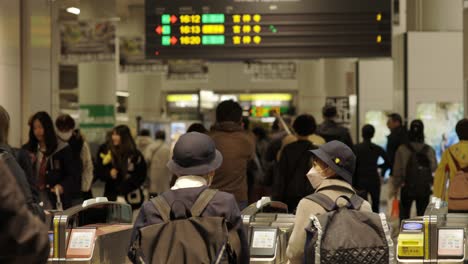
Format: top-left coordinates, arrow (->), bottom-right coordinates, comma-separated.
116,91 -> 129,97
66,7 -> 80,15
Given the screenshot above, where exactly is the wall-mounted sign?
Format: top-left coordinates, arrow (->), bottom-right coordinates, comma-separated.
326,97 -> 350,125
60,21 -> 116,63
245,61 -> 296,80
120,36 -> 167,73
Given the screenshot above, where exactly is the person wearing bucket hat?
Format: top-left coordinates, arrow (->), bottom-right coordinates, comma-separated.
286,140 -> 372,264
129,132 -> 249,263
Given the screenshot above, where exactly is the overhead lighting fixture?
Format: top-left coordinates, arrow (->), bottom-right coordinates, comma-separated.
66,7 -> 80,15
116,91 -> 129,97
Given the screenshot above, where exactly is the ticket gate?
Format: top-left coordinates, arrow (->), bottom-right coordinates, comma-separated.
48,197 -> 134,264
397,198 -> 468,264
242,197 -> 295,264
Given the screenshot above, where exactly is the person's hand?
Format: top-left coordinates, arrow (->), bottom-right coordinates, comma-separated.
110,168 -> 118,179
51,184 -> 64,195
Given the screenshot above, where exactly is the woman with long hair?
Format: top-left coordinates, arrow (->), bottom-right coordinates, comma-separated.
22,111 -> 80,210
96,125 -> 147,209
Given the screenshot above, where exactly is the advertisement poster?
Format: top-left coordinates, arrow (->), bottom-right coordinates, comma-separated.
119,36 -> 167,73
325,97 -> 350,126
60,21 -> 116,63
416,103 -> 464,161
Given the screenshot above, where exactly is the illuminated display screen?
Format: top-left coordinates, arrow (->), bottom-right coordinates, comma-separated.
146,0 -> 391,60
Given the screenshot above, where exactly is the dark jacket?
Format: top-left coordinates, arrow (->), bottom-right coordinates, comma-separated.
275,140 -> 317,212
95,148 -> 146,201
353,140 -> 390,188
0,145 -> 45,220
23,141 -> 81,209
0,156 -> 49,264
209,122 -> 256,202
316,120 -> 353,148
129,186 -> 249,263
386,126 -> 409,174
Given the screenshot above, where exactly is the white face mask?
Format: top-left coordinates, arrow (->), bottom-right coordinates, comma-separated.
57,131 -> 73,141
307,166 -> 333,189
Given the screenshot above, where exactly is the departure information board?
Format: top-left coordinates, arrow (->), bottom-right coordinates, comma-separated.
146,0 -> 391,60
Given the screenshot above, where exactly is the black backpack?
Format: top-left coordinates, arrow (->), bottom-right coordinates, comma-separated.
404,144 -> 433,196
131,189 -> 238,264
304,190 -> 394,264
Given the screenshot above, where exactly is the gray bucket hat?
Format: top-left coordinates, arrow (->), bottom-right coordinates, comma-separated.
167,132 -> 223,176
310,140 -> 356,184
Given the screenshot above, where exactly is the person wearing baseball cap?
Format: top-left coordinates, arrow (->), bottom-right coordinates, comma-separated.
286,140 -> 372,264
129,132 -> 249,263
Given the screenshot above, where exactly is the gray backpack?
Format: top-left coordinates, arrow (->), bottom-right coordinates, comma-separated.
133,189 -> 237,264
304,191 -> 394,264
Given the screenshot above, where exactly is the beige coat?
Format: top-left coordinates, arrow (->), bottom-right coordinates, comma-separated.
144,140 -> 171,194
286,178 -> 372,264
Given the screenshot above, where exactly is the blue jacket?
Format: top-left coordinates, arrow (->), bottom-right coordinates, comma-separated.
129,186 -> 249,263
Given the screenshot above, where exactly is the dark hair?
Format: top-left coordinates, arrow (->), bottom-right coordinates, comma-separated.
139,129 -> 150,137
456,118 -> 468,140
110,125 -> 137,165
55,114 -> 76,131
155,130 -> 166,140
216,100 -> 243,123
388,113 -> 403,125
362,124 -> 375,140
408,119 -> 425,143
293,114 -> 317,136
242,117 -> 250,131
187,123 -> 208,134
322,105 -> 337,118
252,126 -> 268,140
27,111 -> 58,156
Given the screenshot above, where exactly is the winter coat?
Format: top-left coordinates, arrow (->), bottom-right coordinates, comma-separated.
95,148 -> 147,201
316,120 -> 354,148
63,131 -> 94,192
275,139 -> 317,211
23,140 -> 81,209
286,178 -> 372,264
353,140 -> 390,187
392,142 -> 437,190
433,141 -> 468,200
386,126 -> 409,174
129,179 -> 249,264
144,139 -> 171,195
136,136 -> 154,156
209,122 -> 256,202
0,156 -> 49,264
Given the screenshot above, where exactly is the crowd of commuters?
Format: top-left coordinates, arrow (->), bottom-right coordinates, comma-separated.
0,100 -> 467,262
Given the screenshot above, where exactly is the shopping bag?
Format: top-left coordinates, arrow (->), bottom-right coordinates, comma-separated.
391,197 -> 400,219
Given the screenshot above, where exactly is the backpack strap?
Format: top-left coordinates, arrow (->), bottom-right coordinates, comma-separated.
305,193 -> 335,212
348,194 -> 364,210
191,189 -> 218,217
150,196 -> 171,222
448,149 -> 462,171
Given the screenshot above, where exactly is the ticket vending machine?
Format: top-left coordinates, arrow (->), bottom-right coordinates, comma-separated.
397,198 -> 468,264
242,197 -> 295,264
48,197 -> 133,264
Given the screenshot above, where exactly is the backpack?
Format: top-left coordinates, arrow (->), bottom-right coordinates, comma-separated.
304,189 -> 394,264
132,189 -> 237,264
447,150 -> 468,211
403,144 -> 433,196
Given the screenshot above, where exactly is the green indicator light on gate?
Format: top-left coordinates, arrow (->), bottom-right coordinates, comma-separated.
202,35 -> 225,45
161,14 -> 171,24
162,36 -> 171,46
162,25 -> 171,35
202,14 -> 225,24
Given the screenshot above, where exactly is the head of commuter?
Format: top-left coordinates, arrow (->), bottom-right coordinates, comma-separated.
408,119 -> 425,143
387,113 -> 403,130
293,114 -> 317,139
0,105 -> 10,144
110,125 -> 137,162
215,100 -> 243,125
456,118 -> 468,141
167,132 -> 223,185
187,123 -> 208,134
55,114 -> 76,142
322,105 -> 338,121
252,126 -> 268,141
307,140 -> 356,189
155,130 -> 166,141
362,124 -> 375,142
27,111 -> 58,156
139,129 -> 151,137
